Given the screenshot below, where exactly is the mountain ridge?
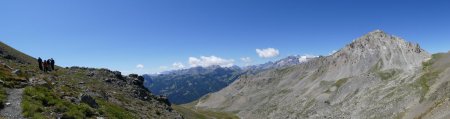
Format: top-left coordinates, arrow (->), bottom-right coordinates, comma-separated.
194,30 -> 450,119
144,54 -> 318,104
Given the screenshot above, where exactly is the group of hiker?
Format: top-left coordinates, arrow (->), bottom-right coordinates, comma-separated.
37,57 -> 55,72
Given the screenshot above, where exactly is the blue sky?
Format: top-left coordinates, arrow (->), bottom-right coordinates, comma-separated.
1,0 -> 449,74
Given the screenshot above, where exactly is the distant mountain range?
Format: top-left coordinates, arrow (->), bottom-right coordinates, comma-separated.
143,54 -> 316,104
143,66 -> 242,104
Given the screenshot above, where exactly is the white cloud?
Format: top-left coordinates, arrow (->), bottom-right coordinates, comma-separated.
172,62 -> 185,69
299,54 -> 319,62
240,57 -> 252,66
136,64 -> 144,69
189,56 -> 234,67
256,48 -> 279,58
329,50 -> 337,55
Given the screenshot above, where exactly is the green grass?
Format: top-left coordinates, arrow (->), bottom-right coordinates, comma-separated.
97,99 -> 136,119
22,86 -> 95,119
369,60 -> 402,80
172,105 -> 208,119
275,67 -> 293,76
415,53 -> 450,102
0,40 -> 174,118
0,62 -> 29,88
175,101 -> 240,119
335,78 -> 349,88
0,86 -> 7,108
416,71 -> 440,102
376,69 -> 401,80
421,54 -> 441,70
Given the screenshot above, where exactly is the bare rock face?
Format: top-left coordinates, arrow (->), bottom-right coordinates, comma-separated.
194,30 -> 450,119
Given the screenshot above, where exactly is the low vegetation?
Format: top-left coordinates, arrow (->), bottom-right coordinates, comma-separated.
0,41 -> 187,118
335,78 -> 349,88
376,69 -> 401,80
22,86 -> 95,119
415,53 -> 450,102
369,60 -> 402,81
174,101 -> 239,119
0,86 -> 7,108
97,99 -> 136,119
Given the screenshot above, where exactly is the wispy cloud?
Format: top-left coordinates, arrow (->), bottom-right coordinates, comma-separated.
189,56 -> 234,67
256,48 -> 279,58
299,54 -> 319,62
329,50 -> 337,55
136,64 -> 144,69
241,57 -> 252,66
172,62 -> 185,69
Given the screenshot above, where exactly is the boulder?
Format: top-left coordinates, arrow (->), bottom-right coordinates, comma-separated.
128,74 -> 138,78
80,94 -> 99,108
11,69 -> 21,75
133,79 -> 143,85
87,72 -> 95,77
112,71 -> 123,80
133,89 -> 151,101
157,95 -> 171,106
137,76 -> 144,82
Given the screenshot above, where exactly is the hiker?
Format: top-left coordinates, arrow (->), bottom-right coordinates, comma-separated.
50,58 -> 55,70
43,60 -> 48,72
46,60 -> 52,71
38,57 -> 43,71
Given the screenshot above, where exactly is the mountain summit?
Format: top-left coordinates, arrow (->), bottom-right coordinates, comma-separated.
194,30 -> 450,119
347,29 -> 424,54
323,30 -> 430,80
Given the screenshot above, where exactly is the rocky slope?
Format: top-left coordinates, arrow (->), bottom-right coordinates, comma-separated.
0,41 -> 182,119
195,30 -> 450,119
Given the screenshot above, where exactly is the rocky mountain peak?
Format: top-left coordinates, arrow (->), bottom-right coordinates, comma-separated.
368,29 -> 385,35
344,30 -> 424,54
323,30 -> 431,79
349,30 -> 397,50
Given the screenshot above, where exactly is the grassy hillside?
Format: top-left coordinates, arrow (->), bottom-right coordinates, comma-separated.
0,41 -> 181,118
0,42 -> 37,109
0,41 -> 37,65
173,101 -> 239,119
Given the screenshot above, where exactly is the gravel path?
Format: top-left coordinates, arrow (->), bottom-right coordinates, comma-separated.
0,88 -> 24,119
